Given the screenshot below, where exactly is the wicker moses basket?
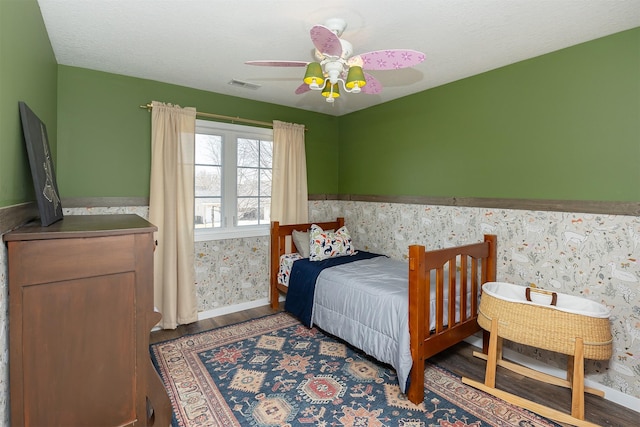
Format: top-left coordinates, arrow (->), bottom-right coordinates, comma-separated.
478,282 -> 612,360
463,282 -> 612,427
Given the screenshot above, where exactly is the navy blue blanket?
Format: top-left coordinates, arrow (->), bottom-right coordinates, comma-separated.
284,251 -> 383,326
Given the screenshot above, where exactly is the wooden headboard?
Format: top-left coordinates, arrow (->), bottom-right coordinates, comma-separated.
269,217 -> 344,309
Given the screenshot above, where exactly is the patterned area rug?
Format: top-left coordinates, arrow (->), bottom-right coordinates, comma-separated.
151,312 -> 560,427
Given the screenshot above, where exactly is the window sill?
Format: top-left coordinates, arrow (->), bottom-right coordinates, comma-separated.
195,226 -> 269,242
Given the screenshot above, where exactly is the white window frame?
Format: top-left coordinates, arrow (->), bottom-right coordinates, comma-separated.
194,119 -> 273,242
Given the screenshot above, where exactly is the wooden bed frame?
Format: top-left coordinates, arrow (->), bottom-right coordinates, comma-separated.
270,217 -> 497,404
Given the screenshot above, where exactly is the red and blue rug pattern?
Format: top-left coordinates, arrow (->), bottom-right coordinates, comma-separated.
150,312 -> 560,427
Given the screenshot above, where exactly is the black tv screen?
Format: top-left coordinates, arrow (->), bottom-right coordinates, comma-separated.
19,101 -> 63,226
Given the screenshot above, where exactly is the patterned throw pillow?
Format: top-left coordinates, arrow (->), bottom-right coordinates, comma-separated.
309,224 -> 355,261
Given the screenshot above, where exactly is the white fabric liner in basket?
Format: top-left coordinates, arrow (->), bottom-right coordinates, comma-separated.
482,282 -> 610,319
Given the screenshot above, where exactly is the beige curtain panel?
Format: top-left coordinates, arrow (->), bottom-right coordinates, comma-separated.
271,120 -> 309,225
149,101 -> 198,329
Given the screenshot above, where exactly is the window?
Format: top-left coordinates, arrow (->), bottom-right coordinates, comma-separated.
195,120 -> 272,241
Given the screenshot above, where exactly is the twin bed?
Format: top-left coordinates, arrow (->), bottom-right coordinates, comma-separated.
270,218 -> 497,404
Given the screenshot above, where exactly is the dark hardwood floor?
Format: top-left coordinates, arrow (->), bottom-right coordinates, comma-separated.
150,304 -> 639,427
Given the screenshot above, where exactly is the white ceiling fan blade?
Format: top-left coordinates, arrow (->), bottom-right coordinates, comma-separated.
295,83 -> 311,95
309,25 -> 342,57
354,49 -> 426,70
362,73 -> 383,94
245,60 -> 309,67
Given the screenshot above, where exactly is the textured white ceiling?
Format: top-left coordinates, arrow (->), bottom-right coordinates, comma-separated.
37,0 -> 640,116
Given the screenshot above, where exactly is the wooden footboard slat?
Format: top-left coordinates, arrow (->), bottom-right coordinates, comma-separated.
448,257 -> 457,328
435,266 -> 445,333
460,256 -> 468,324
470,257 -> 479,319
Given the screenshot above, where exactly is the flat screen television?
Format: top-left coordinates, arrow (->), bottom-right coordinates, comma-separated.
19,101 -> 63,226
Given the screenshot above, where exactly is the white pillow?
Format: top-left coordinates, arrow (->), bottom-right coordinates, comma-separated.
292,230 -> 310,258
309,224 -> 355,261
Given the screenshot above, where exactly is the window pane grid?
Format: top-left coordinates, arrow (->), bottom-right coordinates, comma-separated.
195,120 -> 272,235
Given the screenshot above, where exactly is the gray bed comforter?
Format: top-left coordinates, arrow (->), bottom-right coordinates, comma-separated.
310,256 -> 413,391
308,255 -> 471,393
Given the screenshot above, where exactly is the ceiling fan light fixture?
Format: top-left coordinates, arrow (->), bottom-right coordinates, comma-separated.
246,18 -> 425,104
303,62 -> 324,88
345,66 -> 366,93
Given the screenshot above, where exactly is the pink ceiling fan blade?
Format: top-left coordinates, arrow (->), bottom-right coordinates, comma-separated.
310,25 -> 342,57
295,83 -> 311,94
245,60 -> 309,67
362,73 -> 383,94
356,49 -> 425,70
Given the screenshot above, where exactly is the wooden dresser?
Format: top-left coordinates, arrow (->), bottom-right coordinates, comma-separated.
4,214 -> 171,427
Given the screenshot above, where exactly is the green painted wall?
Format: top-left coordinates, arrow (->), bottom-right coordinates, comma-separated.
57,66 -> 339,198
0,0 -> 57,207
339,28 -> 640,202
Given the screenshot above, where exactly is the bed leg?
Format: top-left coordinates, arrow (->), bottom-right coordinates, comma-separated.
407,357 -> 425,405
270,292 -> 279,310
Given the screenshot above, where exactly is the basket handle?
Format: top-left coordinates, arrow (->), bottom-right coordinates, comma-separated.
525,286 -> 557,306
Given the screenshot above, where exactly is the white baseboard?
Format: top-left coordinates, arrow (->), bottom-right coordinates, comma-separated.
464,335 -> 640,413
197,295 -> 285,320
197,298 -> 272,320
152,297 -> 280,332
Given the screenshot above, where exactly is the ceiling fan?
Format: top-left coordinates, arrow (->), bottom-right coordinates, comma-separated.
245,18 -> 426,103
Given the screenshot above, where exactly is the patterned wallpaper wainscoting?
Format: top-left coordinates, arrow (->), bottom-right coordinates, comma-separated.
194,236 -> 270,312
308,200 -> 640,404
